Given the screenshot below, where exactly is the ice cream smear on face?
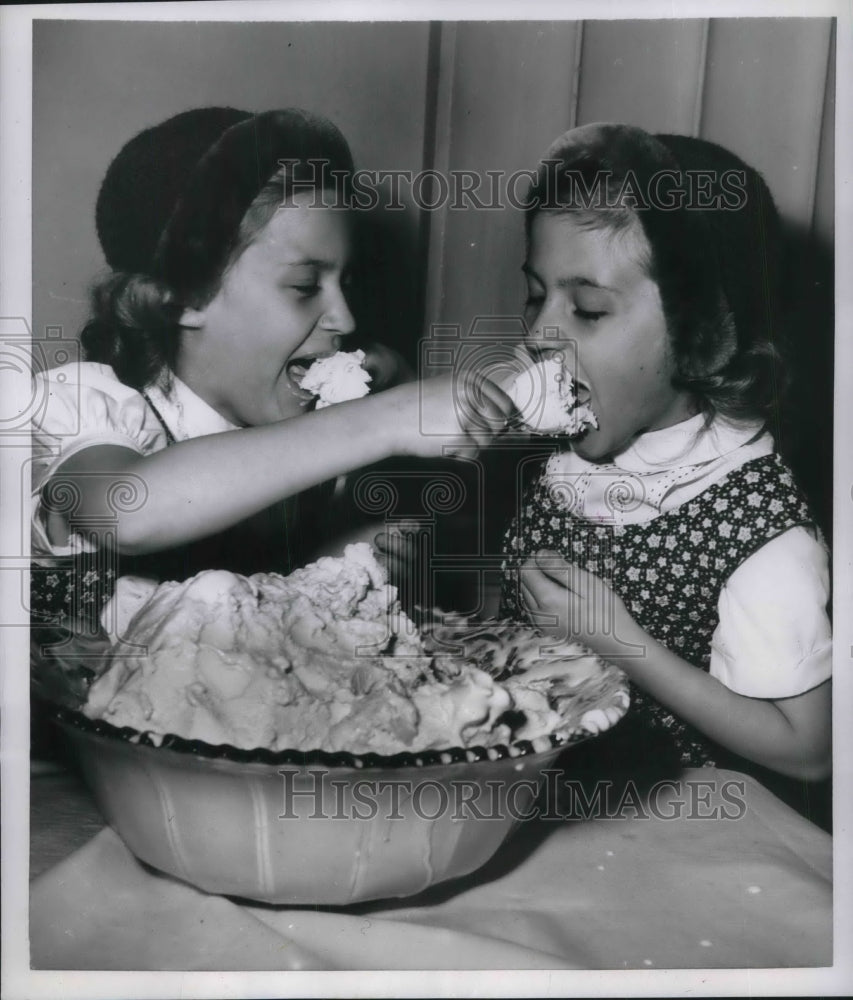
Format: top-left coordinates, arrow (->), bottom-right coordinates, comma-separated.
507,357 -> 598,436
295,349 -> 372,408
83,544 -> 627,755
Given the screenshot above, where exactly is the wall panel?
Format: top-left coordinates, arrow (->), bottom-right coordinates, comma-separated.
34,19 -> 835,373
33,20 -> 432,353
699,18 -> 834,228
576,19 -> 708,135
424,21 -> 581,334
812,21 -> 836,244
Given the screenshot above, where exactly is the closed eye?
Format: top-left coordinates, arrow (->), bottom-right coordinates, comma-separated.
574,308 -> 606,321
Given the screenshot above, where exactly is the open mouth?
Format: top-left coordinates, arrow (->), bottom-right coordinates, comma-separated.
572,378 -> 593,411
507,355 -> 598,438
550,359 -> 596,426
284,354 -> 331,399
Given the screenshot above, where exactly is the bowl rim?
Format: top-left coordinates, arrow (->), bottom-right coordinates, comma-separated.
49,700 -> 620,771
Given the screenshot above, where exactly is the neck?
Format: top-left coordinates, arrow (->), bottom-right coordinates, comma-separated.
174,333 -> 243,426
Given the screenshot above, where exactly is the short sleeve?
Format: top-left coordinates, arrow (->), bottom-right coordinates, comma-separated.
709,526 -> 832,698
31,362 -> 168,558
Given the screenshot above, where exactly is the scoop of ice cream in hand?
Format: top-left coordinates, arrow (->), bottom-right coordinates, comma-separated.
507,357 -> 598,437
298,349 -> 372,408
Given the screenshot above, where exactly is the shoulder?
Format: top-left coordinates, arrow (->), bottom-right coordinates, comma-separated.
712,524 -> 831,697
33,360 -> 159,440
35,361 -> 142,399
35,359 -> 156,414
31,361 -> 168,486
685,454 -> 814,539
728,522 -> 829,589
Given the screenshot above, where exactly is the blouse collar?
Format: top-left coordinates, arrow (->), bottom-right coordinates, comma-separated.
147,370 -> 240,441
606,412 -> 770,473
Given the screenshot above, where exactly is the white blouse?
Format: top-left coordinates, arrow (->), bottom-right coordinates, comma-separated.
541,413 -> 831,699
31,362 -> 239,559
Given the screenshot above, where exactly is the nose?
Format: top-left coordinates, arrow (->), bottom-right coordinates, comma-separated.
319,285 -> 357,340
525,298 -> 567,351
524,308 -> 591,393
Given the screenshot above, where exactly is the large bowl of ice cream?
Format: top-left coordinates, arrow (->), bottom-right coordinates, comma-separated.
48,544 -> 628,905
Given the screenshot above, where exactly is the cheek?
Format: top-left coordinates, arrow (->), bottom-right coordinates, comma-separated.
608,316 -> 673,390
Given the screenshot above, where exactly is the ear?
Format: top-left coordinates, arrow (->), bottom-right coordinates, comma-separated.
179,305 -> 207,329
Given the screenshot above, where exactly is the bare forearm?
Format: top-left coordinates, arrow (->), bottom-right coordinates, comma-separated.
66,392 -> 405,553
519,555 -> 832,782
604,627 -> 831,780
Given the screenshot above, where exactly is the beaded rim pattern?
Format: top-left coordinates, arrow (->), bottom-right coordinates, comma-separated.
50,701 -> 620,770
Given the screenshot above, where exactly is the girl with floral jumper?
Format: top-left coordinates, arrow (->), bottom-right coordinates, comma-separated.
501,124 -> 831,786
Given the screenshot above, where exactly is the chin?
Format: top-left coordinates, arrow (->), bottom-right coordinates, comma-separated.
270,390 -> 311,424
569,431 -> 613,462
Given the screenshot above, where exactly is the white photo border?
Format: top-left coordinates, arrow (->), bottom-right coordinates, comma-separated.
2,1 -> 851,998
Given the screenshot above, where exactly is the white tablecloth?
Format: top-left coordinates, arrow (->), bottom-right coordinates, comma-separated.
29,767 -> 832,970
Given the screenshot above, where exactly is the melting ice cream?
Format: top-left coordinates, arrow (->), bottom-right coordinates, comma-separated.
84,544 -> 627,754
298,350 -> 372,408
507,357 -> 598,436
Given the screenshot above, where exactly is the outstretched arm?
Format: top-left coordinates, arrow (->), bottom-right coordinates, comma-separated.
519,551 -> 831,781
42,376 -> 513,555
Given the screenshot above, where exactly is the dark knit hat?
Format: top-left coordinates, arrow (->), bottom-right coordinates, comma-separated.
95,107 -> 355,296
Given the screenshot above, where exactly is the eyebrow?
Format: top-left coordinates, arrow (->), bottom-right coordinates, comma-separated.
522,263 -> 616,293
283,257 -> 333,269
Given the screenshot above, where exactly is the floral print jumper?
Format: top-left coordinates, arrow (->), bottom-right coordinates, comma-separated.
500,453 -> 815,767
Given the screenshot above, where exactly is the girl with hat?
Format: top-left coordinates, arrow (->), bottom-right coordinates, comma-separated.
30,107 -> 512,692
501,124 -> 831,789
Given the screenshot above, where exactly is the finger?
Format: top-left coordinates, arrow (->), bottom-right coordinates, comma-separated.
374,531 -> 408,558
538,553 -> 606,600
362,343 -> 414,389
521,568 -> 572,609
519,563 -> 565,607
520,580 -> 539,610
535,549 -> 585,591
376,533 -> 421,563
373,527 -> 394,551
527,552 -> 571,590
534,549 -> 570,572
456,372 -> 516,432
520,584 -> 563,634
374,518 -> 420,546
444,442 -> 481,462
373,531 -> 392,555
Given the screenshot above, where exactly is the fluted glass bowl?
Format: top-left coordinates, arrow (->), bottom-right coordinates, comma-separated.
52,687 -> 626,905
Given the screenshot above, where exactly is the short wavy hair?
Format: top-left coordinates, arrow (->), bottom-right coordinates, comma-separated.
525,124 -> 786,426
